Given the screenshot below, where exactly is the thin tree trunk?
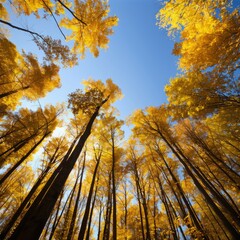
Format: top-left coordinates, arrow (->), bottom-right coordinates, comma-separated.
133,163 -> 151,240
111,134 -> 117,240
0,131 -> 51,185
157,129 -> 240,239
157,175 -> 178,240
153,146 -> 208,238
48,190 -> 65,240
86,184 -> 98,240
60,167 -> 81,240
103,174 -> 112,240
78,152 -> 101,239
135,179 -> 145,240
67,152 -> 86,240
0,150 -> 56,239
97,201 -> 103,240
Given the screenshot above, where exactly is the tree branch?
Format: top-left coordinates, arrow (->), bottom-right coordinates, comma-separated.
0,19 -> 45,41
56,0 -> 87,26
41,0 -> 66,39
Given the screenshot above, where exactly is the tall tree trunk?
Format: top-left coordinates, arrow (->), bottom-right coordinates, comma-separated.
9,99 -> 108,240
156,175 -> 178,240
86,184 -> 98,240
0,147 -> 56,239
157,129 -> 240,239
123,180 -> 128,240
135,178 -> 145,240
153,146 -> 208,239
111,134 -> 117,240
48,189 -> 66,240
103,173 -> 112,240
67,152 -> 86,240
78,152 -> 101,239
97,201 -> 103,240
133,163 -> 151,240
60,165 -> 81,240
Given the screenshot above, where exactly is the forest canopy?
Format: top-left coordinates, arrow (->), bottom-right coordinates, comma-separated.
0,0 -> 239,239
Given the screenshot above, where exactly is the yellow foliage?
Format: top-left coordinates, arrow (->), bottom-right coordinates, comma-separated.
0,37 -> 61,114
0,3 -> 8,20
60,0 -> 118,58
175,11 -> 240,72
10,0 -> 53,16
157,0 -> 231,34
165,70 -> 233,119
82,78 -> 123,108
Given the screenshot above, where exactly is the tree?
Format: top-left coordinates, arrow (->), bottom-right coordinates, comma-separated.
78,145 -> 102,239
8,79 -> 122,240
0,37 -> 61,115
97,111 -> 124,240
129,106 -> 240,239
0,136 -> 69,239
1,0 -> 118,59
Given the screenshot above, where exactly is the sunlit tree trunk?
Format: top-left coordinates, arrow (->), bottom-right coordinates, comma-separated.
97,200 -> 103,240
152,146 -> 208,239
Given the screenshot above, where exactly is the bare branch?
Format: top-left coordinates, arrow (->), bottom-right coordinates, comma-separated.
41,0 -> 66,40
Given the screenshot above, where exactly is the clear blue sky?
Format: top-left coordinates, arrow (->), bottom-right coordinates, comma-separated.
8,0 -> 179,121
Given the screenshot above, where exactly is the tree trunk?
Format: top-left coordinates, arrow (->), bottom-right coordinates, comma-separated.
9,99 -> 107,240
0,148 -> 56,239
133,163 -> 151,240
67,152 -> 86,240
111,134 -> 117,240
0,131 -> 51,185
86,184 -> 98,240
154,146 -> 208,239
157,129 -> 240,239
97,201 -> 103,240
78,153 -> 101,239
103,173 -> 112,240
0,85 -> 30,99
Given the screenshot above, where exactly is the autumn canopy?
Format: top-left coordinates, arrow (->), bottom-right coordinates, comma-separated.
0,0 -> 239,239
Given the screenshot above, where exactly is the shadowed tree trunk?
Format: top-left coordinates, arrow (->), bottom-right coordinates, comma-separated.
67,152 -> 86,240
86,184 -> 98,240
0,131 -> 51,185
0,141 -> 59,239
157,128 -> 240,239
103,173 -> 112,240
9,97 -> 108,240
78,150 -> 102,239
0,86 -> 30,99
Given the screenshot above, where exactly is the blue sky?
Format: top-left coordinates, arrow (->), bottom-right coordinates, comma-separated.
8,0 -> 179,121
